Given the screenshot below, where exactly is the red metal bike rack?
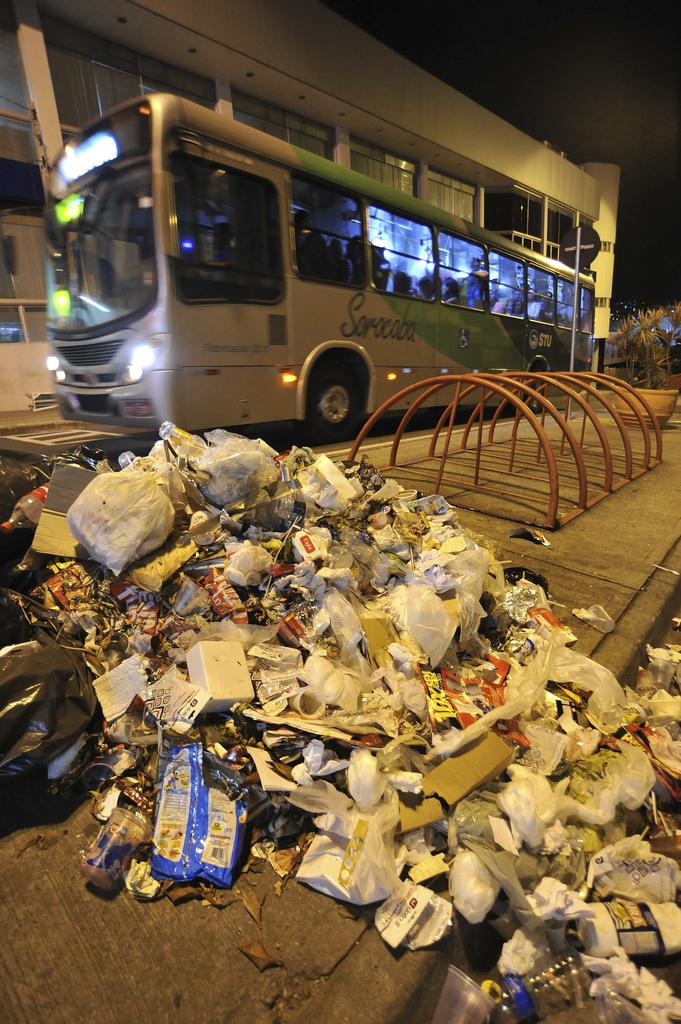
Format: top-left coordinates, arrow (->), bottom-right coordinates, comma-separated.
348,371 -> 663,529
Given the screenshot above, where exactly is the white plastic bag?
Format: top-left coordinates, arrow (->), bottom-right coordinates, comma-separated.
224,539 -> 273,587
194,430 -> 277,507
390,582 -> 457,667
303,653 -> 362,713
289,781 -> 400,904
347,748 -> 386,811
449,849 -> 500,923
497,764 -> 559,850
67,469 -> 175,575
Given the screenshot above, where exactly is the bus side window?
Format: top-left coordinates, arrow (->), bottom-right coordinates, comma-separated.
367,205 -> 434,299
527,266 -> 555,323
291,177 -> 364,285
580,286 -> 594,333
171,153 -> 282,303
556,278 -> 575,327
489,251 -> 525,317
438,232 -> 486,309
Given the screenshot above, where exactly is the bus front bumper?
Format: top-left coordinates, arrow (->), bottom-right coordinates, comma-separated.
55,369 -> 175,427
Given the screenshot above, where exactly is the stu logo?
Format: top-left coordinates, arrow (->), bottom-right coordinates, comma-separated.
341,292 -> 417,342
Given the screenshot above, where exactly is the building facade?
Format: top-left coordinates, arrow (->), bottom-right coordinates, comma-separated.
0,0 -> 619,412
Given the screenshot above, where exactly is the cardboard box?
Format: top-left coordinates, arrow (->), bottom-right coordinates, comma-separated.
186,639 -> 254,711
422,732 -> 513,806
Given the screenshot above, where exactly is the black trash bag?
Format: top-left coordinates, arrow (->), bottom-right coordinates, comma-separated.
48,445 -> 111,473
0,589 -> 31,649
0,630 -> 97,778
0,454 -> 41,522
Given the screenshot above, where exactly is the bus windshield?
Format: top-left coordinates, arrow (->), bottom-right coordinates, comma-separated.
46,161 -> 155,333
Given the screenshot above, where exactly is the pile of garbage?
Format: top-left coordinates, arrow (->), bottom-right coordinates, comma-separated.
2,422 -> 681,1023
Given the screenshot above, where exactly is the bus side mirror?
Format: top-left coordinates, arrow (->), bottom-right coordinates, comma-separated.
2,236 -> 16,277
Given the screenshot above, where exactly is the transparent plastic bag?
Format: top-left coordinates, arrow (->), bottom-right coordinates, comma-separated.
194,431 -> 278,508
67,468 -> 175,574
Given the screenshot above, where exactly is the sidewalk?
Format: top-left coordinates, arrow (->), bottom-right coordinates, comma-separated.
1,405 -> 680,1024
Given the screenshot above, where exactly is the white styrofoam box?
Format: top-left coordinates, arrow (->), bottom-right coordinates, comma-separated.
186,639 -> 254,711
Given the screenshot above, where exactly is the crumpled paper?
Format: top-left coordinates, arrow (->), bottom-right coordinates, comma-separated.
585,948 -> 681,1023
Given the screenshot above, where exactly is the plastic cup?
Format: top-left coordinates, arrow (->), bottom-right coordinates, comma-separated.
431,965 -> 495,1024
80,805 -> 151,892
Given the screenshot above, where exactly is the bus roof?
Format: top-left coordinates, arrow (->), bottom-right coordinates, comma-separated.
62,92 -> 596,287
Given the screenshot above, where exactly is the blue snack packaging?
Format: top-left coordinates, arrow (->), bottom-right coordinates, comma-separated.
151,742 -> 247,888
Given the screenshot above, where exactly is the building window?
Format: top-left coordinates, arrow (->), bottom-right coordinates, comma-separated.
232,91 -> 333,159
595,297 -> 609,308
43,15 -> 216,127
547,204 -> 574,262
428,169 -> 475,221
367,205 -> 434,297
485,188 -> 542,252
292,177 -> 364,285
351,138 -> 416,196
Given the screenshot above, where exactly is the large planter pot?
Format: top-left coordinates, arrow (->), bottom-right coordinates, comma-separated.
612,388 -> 678,429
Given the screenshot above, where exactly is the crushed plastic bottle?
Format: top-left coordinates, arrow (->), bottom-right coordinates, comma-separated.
0,484 -> 48,532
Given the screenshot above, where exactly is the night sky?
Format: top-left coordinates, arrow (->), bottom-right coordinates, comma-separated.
322,0 -> 680,306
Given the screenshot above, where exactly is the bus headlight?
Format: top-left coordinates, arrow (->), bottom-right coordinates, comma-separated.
55,369 -> 66,382
46,355 -> 60,371
130,343 -> 155,369
126,364 -> 144,383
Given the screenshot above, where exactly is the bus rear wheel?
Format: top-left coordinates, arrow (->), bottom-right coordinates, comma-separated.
304,362 -> 361,444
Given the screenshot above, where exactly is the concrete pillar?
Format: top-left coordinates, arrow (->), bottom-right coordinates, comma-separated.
542,195 -> 549,256
12,0 -> 62,168
215,78 -> 233,119
334,125 -> 350,167
417,160 -> 429,202
582,162 -> 621,340
475,185 -> 485,228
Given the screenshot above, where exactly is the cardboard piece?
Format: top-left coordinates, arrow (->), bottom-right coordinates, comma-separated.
398,796 -> 444,833
31,463 -> 95,558
360,610 -> 399,665
422,732 -> 513,806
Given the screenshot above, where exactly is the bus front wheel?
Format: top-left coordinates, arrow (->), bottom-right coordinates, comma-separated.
304,362 -> 360,443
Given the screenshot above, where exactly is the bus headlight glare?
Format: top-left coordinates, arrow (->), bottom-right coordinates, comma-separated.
130,343 -> 155,369
46,355 -> 60,371
127,365 -> 144,382
55,369 -> 66,382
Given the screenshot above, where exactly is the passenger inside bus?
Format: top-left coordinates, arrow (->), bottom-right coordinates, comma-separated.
371,244 -> 391,290
211,220 -> 234,264
466,258 -> 487,307
294,209 -> 330,278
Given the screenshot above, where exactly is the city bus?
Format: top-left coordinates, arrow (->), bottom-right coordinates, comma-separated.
45,93 -> 595,441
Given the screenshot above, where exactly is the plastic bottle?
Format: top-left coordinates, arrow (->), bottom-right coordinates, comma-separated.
244,493 -> 306,532
118,450 -> 137,469
159,421 -> 207,461
0,484 -> 49,532
490,953 -> 590,1023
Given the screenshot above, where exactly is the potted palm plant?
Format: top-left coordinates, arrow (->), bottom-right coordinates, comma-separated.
611,306 -> 679,427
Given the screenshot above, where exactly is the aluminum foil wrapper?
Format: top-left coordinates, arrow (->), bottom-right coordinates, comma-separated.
500,583 -> 544,623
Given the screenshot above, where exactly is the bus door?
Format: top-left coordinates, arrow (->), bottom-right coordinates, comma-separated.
169,144 -> 291,428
